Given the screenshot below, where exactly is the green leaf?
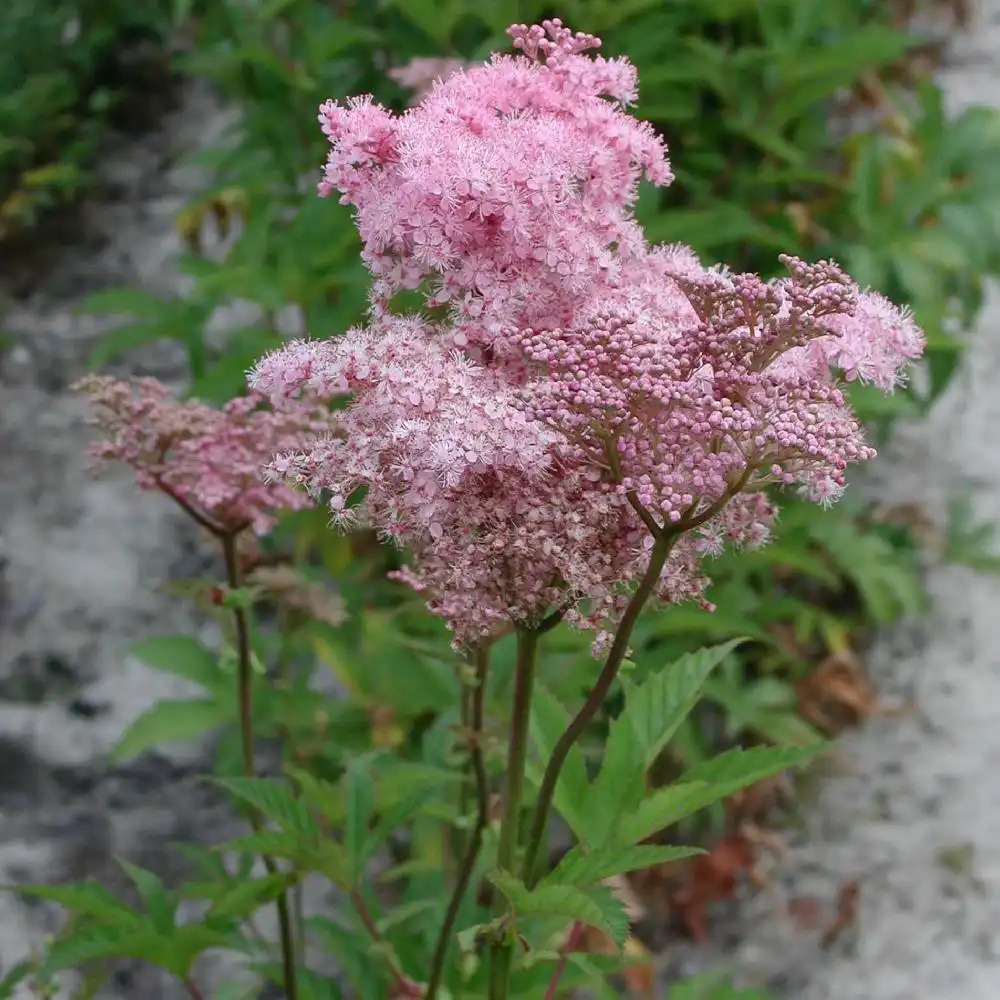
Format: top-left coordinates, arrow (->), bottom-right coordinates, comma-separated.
9,881 -> 136,923
0,960 -> 31,1000
607,781 -> 713,847
374,899 -> 438,935
615,745 -> 823,845
77,287 -> 166,317
584,641 -> 745,842
544,844 -> 704,887
670,970 -> 774,1000
207,872 -> 298,922
129,635 -> 221,689
681,743 -> 823,789
111,698 -> 230,761
215,778 -> 320,838
489,870 -> 630,950
41,923 -> 225,979
286,766 -> 345,825
528,685 -> 589,840
306,916 -> 382,997
118,860 -> 175,935
42,925 -> 169,974
345,760 -> 374,883
215,830 -> 304,857
88,322 -> 164,368
254,963 -> 346,1000
624,640 -> 747,770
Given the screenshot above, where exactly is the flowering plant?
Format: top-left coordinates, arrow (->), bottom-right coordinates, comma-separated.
9,19 -> 922,1000
245,18 -> 921,999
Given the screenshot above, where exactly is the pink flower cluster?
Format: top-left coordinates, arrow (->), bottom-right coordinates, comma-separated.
75,375 -> 327,536
249,20 -> 924,648
317,20 -> 669,348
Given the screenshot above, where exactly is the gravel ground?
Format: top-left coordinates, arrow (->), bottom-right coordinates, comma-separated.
3,5 -> 1000,999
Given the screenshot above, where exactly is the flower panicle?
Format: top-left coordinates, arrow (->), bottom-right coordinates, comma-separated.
249,20 -> 925,649
75,374 -> 330,536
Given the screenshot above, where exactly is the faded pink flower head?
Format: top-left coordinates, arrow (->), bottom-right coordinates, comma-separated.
76,375 -> 328,536
249,21 -> 924,649
387,57 -> 470,102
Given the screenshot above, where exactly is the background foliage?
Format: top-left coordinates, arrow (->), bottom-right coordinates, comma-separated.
3,0 -> 999,997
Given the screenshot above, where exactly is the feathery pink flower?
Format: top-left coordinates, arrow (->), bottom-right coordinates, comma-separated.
249,20 -> 924,648
76,375 -> 328,536
317,19 -> 669,346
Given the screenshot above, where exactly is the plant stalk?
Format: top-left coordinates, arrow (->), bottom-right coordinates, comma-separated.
488,628 -> 540,1000
425,645 -> 491,1000
521,529 -> 676,887
221,532 -> 299,1000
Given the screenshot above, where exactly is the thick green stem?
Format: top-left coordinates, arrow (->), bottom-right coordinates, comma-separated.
221,533 -> 299,1000
425,646 -> 491,1000
488,629 -> 539,1000
521,530 -> 676,888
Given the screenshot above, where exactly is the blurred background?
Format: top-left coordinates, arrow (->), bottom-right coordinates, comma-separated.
2,1 -> 1000,998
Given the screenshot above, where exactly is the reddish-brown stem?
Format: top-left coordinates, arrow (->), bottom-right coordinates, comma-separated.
351,888 -> 421,995
488,628 -> 540,1000
154,476 -> 224,535
425,645 -> 490,1000
543,921 -> 586,1000
183,978 -> 206,1000
221,532 -> 299,1000
521,525 -> 676,888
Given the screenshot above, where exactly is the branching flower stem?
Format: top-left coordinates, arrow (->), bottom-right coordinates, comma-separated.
221,531 -> 299,1000
521,512 -> 676,889
425,645 -> 491,1000
488,628 -> 540,1000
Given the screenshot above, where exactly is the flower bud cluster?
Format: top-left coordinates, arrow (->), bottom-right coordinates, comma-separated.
250,20 -> 924,648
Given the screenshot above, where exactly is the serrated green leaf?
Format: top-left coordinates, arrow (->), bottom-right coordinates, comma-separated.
215,830 -> 304,857
580,884 -> 631,950
215,777 -> 319,838
87,323 -> 164,368
607,782 -> 712,847
42,924 -> 187,977
111,698 -> 230,762
489,871 -> 630,950
306,917 -> 382,997
117,860 -> 175,935
286,766 -> 346,825
528,685 -> 589,840
585,641 -> 745,842
615,745 -> 823,845
129,635 -> 221,689
213,830 -> 350,888
626,640 -> 747,770
374,898 -> 437,935
9,881 -> 136,923
544,844 -> 704,888
207,871 -> 298,922
254,963 -> 345,1000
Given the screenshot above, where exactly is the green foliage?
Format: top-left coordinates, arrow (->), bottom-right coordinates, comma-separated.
11,863 -> 230,980
489,870 -> 631,951
0,0 -> 184,244
9,0 -> 1000,996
